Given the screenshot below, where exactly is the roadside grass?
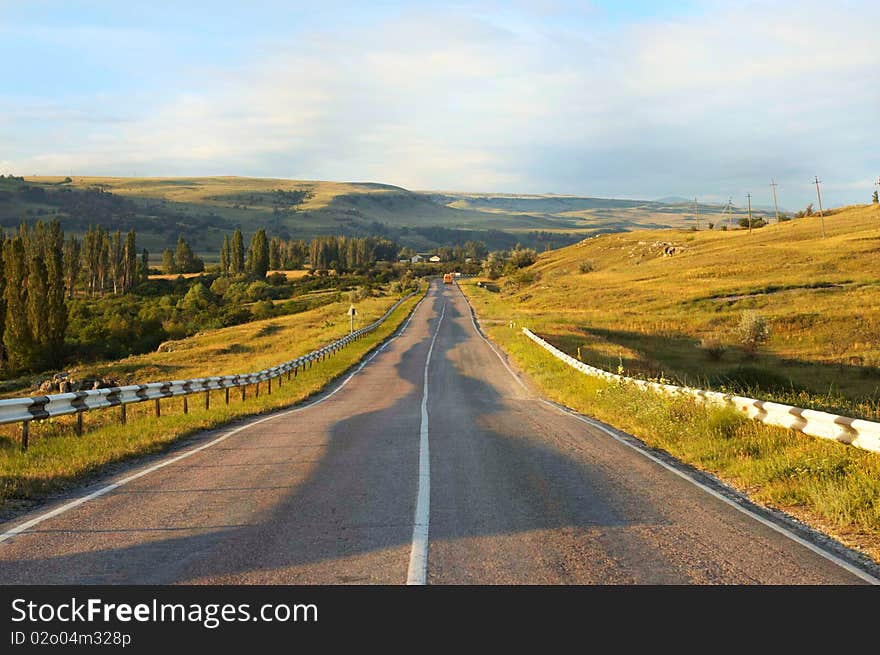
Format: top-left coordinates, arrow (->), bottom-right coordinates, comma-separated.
0,290 -> 423,508
478,203 -> 880,419
461,280 -> 880,562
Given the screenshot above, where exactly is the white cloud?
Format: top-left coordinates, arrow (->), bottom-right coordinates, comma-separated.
5,1 -> 878,204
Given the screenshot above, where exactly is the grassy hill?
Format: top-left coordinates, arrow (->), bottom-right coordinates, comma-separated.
0,175 -> 769,258
465,203 -> 880,419
460,203 -> 880,560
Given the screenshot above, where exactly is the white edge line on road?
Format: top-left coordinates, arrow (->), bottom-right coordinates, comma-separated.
544,402 -> 880,585
458,284 -> 528,392
0,291 -> 430,546
457,284 -> 880,586
407,299 -> 446,585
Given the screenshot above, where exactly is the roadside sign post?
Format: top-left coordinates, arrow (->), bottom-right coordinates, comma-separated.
348,305 -> 356,334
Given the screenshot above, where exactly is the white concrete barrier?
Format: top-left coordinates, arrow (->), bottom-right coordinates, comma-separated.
522,327 -> 880,455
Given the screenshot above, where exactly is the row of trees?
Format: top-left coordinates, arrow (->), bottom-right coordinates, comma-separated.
0,222 -> 68,371
218,228 -> 271,278
217,231 -> 400,277
162,236 -> 204,275
308,236 -> 398,271
78,225 -> 145,296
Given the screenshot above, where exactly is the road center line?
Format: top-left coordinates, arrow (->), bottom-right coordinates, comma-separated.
406,298 -> 446,585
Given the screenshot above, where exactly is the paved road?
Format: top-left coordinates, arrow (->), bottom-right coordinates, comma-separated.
0,282 -> 871,584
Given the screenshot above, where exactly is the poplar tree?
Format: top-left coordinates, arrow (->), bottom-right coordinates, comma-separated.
62,235 -> 81,299
220,234 -> 230,276
231,228 -> 244,276
123,230 -> 137,291
109,230 -> 123,294
0,231 -> 6,369
140,248 -> 150,282
246,229 -> 269,278
175,236 -> 196,273
45,220 -> 66,365
162,248 -> 175,274
2,234 -> 31,371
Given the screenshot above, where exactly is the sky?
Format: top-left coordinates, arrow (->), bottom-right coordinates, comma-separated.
1,0 -> 878,208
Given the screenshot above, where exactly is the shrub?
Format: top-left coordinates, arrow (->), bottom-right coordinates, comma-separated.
508,246 -> 537,268
349,286 -> 371,302
738,217 -> 767,229
178,283 -> 216,311
578,260 -> 595,274
245,280 -> 271,301
250,300 -> 275,320
267,272 -> 288,286
736,311 -> 770,354
699,335 -> 726,361
210,276 -> 231,296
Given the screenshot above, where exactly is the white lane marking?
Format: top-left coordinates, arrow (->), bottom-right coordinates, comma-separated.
456,287 -> 880,585
0,292 -> 430,546
542,401 -> 880,585
457,285 -> 528,392
406,300 -> 446,585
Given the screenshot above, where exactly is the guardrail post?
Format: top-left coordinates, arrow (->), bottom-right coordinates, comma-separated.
183,396 -> 188,414
155,398 -> 161,417
75,412 -> 83,437
287,369 -> 291,381
255,382 -> 260,398
241,385 -> 246,401
225,388 -> 230,405
268,378 -> 272,395
120,404 -> 126,425
21,421 -> 29,452
294,366 -> 298,378
205,390 -> 210,410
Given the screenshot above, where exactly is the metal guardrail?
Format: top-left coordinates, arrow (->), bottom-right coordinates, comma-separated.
1,291 -> 417,451
523,327 -> 880,455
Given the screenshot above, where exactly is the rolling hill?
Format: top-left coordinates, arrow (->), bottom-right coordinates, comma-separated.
464,202 -> 880,418
0,175 -> 771,258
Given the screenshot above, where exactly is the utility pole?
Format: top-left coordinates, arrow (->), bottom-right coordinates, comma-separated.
727,196 -> 732,228
693,196 -> 699,230
814,176 -> 826,238
746,193 -> 753,235
770,178 -> 780,223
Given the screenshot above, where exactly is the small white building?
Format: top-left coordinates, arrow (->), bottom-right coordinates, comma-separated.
429,255 -> 441,263
411,254 -> 424,263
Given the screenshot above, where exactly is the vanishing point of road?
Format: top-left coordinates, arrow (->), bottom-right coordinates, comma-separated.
0,281 -> 872,584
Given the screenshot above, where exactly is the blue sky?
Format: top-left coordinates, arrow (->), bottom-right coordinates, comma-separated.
1,0 -> 877,208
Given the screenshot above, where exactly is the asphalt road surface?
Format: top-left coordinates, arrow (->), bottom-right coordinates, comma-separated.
0,281 -> 872,584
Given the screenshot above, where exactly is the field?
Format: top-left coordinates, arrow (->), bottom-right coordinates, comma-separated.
0,289 -> 423,511
459,203 -> 880,561
0,175 -> 770,255
477,204 -> 880,418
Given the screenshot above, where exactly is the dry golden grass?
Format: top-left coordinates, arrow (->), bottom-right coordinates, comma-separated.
460,271 -> 880,564
485,203 -> 880,417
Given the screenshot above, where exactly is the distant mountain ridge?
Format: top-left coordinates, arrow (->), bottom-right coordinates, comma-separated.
0,175 -> 771,256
